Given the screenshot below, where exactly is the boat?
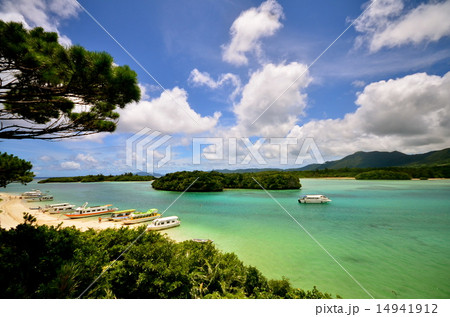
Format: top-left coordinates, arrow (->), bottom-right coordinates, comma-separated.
27,194 -> 54,202
45,203 -> 76,214
298,195 -> 331,204
122,209 -> 160,225
105,209 -> 135,222
21,189 -> 42,197
191,239 -> 213,243
65,202 -> 118,219
146,216 -> 180,231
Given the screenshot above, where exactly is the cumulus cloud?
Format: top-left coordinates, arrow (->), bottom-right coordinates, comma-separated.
61,161 -> 81,170
76,153 -> 98,164
189,69 -> 241,100
354,0 -> 450,52
286,71 -> 450,157
118,87 -> 221,134
0,0 -> 80,46
231,62 -> 311,137
222,0 -> 284,66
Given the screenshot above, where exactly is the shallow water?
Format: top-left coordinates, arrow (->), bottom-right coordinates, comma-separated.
2,179 -> 449,298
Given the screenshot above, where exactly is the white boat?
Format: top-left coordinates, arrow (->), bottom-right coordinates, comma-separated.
22,189 -> 42,197
298,195 -> 331,204
65,202 -> 118,219
146,216 -> 180,231
46,203 -> 76,214
106,209 -> 136,222
122,208 -> 160,225
27,194 -> 53,202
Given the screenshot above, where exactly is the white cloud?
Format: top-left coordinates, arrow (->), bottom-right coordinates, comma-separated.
76,153 -> 98,164
222,0 -> 284,66
231,62 -> 311,137
354,0 -> 450,52
61,161 -> 81,170
286,71 -> 450,157
39,155 -> 52,162
0,0 -> 80,46
118,87 -> 221,134
189,69 -> 241,100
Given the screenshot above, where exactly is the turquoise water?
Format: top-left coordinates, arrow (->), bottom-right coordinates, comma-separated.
2,179 -> 449,299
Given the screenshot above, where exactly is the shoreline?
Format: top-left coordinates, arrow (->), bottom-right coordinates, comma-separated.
0,193 -> 128,231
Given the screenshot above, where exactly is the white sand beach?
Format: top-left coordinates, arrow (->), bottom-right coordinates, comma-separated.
0,193 -> 127,231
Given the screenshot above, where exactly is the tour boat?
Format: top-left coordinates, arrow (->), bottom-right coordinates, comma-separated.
27,194 -> 53,202
146,216 -> 180,231
22,189 -> 42,197
298,195 -> 332,204
65,202 -> 117,219
122,208 -> 160,225
46,203 -> 76,214
191,239 -> 213,243
106,209 -> 135,222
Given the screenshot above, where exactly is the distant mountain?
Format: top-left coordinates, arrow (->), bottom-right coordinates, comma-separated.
298,148 -> 450,171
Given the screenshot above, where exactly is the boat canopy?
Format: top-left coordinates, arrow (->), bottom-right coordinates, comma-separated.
111,209 -> 135,214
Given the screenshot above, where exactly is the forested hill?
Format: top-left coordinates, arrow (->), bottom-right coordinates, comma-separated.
298,148 -> 450,171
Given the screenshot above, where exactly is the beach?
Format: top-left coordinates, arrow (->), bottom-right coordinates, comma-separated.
0,193 -> 124,231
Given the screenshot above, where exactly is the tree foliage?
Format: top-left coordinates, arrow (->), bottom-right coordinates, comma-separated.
0,21 -> 140,139
355,170 -> 411,180
152,170 -> 302,192
0,152 -> 34,187
0,219 -> 336,299
37,173 -> 155,183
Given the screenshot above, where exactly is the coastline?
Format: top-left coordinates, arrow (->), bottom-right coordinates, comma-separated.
0,193 -> 125,231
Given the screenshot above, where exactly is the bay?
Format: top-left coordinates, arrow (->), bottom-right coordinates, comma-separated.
2,179 -> 449,299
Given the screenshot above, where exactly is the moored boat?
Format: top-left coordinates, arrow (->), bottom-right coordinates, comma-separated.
298,195 -> 331,204
146,216 -> 180,231
46,203 -> 76,214
105,209 -> 135,222
22,189 -> 42,197
27,194 -> 53,202
122,208 -> 160,225
65,202 -> 117,219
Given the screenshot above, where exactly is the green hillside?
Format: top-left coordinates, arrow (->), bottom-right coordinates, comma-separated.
299,148 -> 450,171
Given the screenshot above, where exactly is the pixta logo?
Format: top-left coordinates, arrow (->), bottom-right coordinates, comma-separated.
126,128 -> 172,174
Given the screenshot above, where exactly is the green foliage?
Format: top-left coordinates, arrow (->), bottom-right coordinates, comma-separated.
38,173 -> 155,183
0,223 -> 336,299
290,166 -> 450,179
355,170 -> 411,180
152,170 -> 301,191
0,152 -> 34,187
0,21 -> 140,139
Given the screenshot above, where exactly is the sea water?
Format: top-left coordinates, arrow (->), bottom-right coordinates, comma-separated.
2,179 -> 449,299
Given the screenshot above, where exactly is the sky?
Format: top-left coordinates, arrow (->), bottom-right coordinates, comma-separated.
1,0 -> 450,176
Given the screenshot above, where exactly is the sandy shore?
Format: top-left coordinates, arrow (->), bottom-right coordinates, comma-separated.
0,193 -> 131,231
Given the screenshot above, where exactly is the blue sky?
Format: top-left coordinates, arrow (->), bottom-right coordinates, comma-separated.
1,0 -> 450,176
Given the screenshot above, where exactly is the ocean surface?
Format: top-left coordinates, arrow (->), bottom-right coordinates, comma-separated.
2,179 -> 449,299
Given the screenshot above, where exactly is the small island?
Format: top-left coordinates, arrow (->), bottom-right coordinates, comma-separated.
38,173 -> 155,183
151,170 -> 301,192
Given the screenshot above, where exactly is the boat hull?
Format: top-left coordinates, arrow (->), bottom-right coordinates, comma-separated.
298,199 -> 331,204
65,209 -> 115,219
122,215 -> 160,225
147,222 -> 180,231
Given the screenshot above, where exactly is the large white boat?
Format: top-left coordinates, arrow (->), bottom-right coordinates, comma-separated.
45,203 -> 76,214
298,195 -> 331,204
122,209 -> 160,225
146,216 -> 180,231
65,202 -> 118,219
